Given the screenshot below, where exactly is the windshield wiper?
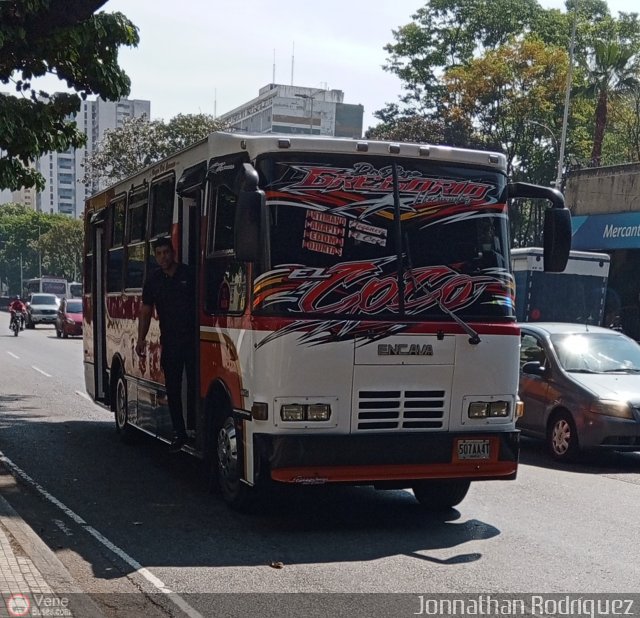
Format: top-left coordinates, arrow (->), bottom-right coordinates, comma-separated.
602,367 -> 640,373
403,231 -> 481,345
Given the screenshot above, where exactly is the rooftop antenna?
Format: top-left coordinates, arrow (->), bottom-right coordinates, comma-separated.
291,41 -> 295,86
213,88 -> 217,119
272,48 -> 276,84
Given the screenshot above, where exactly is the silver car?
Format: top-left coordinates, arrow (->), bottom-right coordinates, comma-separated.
26,293 -> 60,328
518,323 -> 640,461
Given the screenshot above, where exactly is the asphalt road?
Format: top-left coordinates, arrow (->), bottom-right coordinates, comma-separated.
1,322 -> 640,617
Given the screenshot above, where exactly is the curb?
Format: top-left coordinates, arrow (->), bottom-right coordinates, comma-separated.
0,493 -> 105,618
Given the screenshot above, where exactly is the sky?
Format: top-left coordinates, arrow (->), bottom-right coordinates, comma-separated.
4,0 -> 640,132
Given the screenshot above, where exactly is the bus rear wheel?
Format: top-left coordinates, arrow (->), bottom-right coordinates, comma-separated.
114,374 -> 137,443
216,413 -> 257,511
412,480 -> 471,510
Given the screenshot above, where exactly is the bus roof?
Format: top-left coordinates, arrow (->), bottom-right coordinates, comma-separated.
85,132 -> 508,206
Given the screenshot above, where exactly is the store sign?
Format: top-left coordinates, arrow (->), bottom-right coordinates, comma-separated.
572,212 -> 640,250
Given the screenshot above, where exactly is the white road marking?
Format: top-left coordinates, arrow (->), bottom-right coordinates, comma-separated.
31,366 -> 52,378
0,453 -> 204,618
74,390 -> 92,401
7,352 -> 19,359
53,518 -> 74,537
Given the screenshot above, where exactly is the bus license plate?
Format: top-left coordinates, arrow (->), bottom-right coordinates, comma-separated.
456,439 -> 491,460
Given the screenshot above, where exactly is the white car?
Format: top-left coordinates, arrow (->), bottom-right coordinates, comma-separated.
26,293 -> 60,328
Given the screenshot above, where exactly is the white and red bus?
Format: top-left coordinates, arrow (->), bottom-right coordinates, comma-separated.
83,132 -> 571,510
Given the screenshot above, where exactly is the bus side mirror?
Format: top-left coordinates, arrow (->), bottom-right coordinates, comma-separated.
508,182 -> 572,273
234,165 -> 265,263
543,207 -> 571,272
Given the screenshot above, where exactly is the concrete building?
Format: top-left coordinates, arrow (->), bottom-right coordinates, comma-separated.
565,163 -> 640,338
219,84 -> 363,138
0,97 -> 150,218
37,97 -> 150,217
0,183 -> 37,210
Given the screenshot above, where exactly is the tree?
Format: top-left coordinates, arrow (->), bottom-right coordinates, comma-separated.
383,0 -> 545,113
84,113 -> 227,186
83,115 -> 166,187
162,114 -> 226,154
0,1 -> 139,191
0,204 -> 77,294
365,105 -> 444,143
38,218 -> 84,282
443,37 -> 568,175
580,37 -> 640,165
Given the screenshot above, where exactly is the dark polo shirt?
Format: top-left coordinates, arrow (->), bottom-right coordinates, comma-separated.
142,263 -> 194,347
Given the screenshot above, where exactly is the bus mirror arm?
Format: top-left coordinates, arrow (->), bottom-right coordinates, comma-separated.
508,182 -> 571,274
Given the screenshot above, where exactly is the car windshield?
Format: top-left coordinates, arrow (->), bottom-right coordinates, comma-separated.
31,295 -> 58,305
551,332 -> 640,373
66,301 -> 82,313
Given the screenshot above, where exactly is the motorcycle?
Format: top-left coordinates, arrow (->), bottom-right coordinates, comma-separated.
10,311 -> 25,337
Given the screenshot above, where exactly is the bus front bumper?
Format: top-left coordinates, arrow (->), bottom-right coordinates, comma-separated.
255,431 -> 519,485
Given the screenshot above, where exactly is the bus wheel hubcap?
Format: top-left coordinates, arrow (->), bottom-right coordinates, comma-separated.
217,419 -> 237,480
116,380 -> 127,427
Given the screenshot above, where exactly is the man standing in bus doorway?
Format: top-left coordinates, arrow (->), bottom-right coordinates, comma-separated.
136,237 -> 195,453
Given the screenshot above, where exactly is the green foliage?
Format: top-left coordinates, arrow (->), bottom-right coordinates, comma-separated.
383,0 -> 544,112
84,113 -> 227,186
578,37 -> 640,165
0,1 -> 139,191
0,203 -> 83,294
375,0 -> 640,245
365,106 -> 444,143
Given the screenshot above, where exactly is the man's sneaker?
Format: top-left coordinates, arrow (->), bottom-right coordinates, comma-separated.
169,435 -> 187,453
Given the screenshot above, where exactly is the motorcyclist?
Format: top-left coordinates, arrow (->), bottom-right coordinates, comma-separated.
9,296 -> 27,331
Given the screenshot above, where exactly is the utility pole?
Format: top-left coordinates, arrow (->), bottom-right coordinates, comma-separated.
556,3 -> 578,191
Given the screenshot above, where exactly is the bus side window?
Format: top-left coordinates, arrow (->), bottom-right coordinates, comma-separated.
148,175 -> 176,277
205,185 -> 246,314
124,187 -> 148,290
107,197 -> 126,293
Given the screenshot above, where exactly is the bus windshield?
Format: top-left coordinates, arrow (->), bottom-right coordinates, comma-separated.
254,153 -> 513,322
42,281 -> 67,297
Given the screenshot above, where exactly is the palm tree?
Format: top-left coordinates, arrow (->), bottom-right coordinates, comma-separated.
582,38 -> 640,166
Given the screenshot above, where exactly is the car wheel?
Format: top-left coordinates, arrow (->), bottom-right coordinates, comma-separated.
62,327 -> 69,339
114,374 -> 137,443
412,480 -> 471,510
547,411 -> 579,461
216,413 -> 259,511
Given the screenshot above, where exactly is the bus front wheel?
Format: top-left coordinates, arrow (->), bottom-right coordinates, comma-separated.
412,480 -> 471,510
215,413 -> 257,511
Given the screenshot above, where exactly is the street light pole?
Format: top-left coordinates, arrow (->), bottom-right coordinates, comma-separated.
556,3 -> 578,191
295,89 -> 325,135
38,225 -> 42,277
525,119 -> 562,188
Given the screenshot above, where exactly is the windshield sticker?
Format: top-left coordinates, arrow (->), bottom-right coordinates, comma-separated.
348,220 -> 387,247
254,257 -> 510,318
268,162 -> 498,224
303,210 -> 346,256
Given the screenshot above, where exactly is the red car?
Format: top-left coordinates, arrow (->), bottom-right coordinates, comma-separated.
55,298 -> 83,338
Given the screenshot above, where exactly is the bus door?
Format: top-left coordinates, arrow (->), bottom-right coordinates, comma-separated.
175,162 -> 207,444
87,210 -> 108,404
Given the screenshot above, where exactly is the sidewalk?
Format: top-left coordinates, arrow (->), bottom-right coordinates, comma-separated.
0,473 -> 104,617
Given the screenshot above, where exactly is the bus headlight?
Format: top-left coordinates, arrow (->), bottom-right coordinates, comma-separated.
281,404 -> 305,421
306,404 -> 331,421
468,401 -> 510,418
280,404 -> 332,422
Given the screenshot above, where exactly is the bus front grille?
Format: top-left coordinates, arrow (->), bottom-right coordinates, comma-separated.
357,390 -> 446,431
